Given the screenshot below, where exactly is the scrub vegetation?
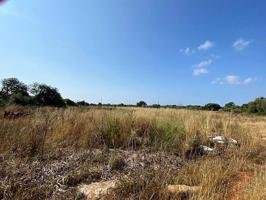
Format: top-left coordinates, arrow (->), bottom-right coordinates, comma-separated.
0,106 -> 265,200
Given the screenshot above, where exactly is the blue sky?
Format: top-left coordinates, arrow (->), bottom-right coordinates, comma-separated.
0,0 -> 265,105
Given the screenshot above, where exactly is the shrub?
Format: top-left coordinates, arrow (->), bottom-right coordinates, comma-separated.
64,99 -> 77,106
31,83 -> 66,107
157,121 -> 186,151
0,78 -> 28,98
136,101 -> 147,107
77,101 -> 89,106
102,118 -> 128,148
223,102 -> 237,112
9,93 -> 34,106
247,97 -> 266,114
204,103 -> 222,111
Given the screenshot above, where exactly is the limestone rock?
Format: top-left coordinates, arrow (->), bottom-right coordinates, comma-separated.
78,180 -> 117,200
167,184 -> 201,195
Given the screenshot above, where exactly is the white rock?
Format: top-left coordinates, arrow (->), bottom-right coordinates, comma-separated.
78,180 -> 117,200
208,136 -> 226,144
200,145 -> 214,153
167,184 -> 201,195
208,135 -> 239,146
229,138 -> 238,145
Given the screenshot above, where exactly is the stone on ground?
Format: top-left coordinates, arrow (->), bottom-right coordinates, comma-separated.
167,184 -> 201,195
78,180 -> 117,200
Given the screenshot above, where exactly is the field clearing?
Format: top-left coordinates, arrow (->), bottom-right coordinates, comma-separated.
0,107 -> 265,200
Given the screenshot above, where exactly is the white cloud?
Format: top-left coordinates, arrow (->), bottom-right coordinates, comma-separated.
225,75 -> 241,85
179,47 -> 195,56
198,40 -> 214,51
193,59 -> 212,76
211,78 -> 224,85
232,38 -> 251,51
212,75 -> 256,85
193,68 -> 208,76
242,77 -> 254,85
197,59 -> 212,68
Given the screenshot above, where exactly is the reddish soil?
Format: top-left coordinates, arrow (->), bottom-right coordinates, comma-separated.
227,172 -> 253,200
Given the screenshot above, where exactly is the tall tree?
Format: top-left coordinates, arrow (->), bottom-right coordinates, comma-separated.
136,101 -> 147,107
0,78 -> 28,97
30,83 -> 65,107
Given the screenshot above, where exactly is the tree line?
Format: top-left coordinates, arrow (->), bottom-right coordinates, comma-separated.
0,78 -> 265,115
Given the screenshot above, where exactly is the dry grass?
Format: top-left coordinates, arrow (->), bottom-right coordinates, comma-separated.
0,106 -> 265,199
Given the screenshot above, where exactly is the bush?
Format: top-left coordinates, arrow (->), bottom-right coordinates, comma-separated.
157,121 -> 186,151
9,93 -> 34,106
247,97 -> 266,114
223,102 -> 237,112
65,99 -> 77,106
0,96 -> 6,107
31,83 -> 65,107
151,104 -> 160,108
77,101 -> 89,106
136,101 -> 147,107
102,118 -> 127,148
204,103 -> 221,111
0,78 -> 28,98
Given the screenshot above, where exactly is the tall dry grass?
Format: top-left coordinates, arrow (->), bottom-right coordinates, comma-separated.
0,106 -> 265,199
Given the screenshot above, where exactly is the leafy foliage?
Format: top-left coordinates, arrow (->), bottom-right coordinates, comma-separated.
203,103 -> 222,111
0,78 -> 28,97
77,101 -> 89,106
1,77 -> 266,115
30,83 -> 65,107
136,101 -> 147,107
9,93 -> 34,106
65,99 -> 77,106
247,97 -> 266,114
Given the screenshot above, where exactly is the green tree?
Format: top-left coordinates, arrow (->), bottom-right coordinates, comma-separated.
255,97 -> 266,114
136,101 -> 147,107
31,83 -> 65,107
64,99 -> 77,106
0,78 -> 28,98
0,95 -> 6,106
223,102 -> 237,112
247,97 -> 266,114
9,93 -> 34,106
241,104 -> 249,112
151,104 -> 160,108
77,101 -> 89,106
204,103 -> 221,111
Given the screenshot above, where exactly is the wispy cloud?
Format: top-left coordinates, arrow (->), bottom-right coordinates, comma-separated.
193,68 -> 208,76
197,59 -> 212,68
212,75 -> 256,85
198,40 -> 214,51
180,40 -> 215,56
179,47 -> 195,56
232,38 -> 252,51
225,75 -> 241,85
193,59 -> 212,76
242,77 -> 253,84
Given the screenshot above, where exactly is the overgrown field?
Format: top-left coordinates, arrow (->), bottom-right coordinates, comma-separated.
0,107 -> 265,200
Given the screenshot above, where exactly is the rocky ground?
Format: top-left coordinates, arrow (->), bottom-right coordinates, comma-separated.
0,148 -> 183,200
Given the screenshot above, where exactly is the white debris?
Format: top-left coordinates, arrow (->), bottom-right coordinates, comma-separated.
208,135 -> 239,146
200,145 -> 214,153
208,136 -> 226,144
229,138 -> 238,145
